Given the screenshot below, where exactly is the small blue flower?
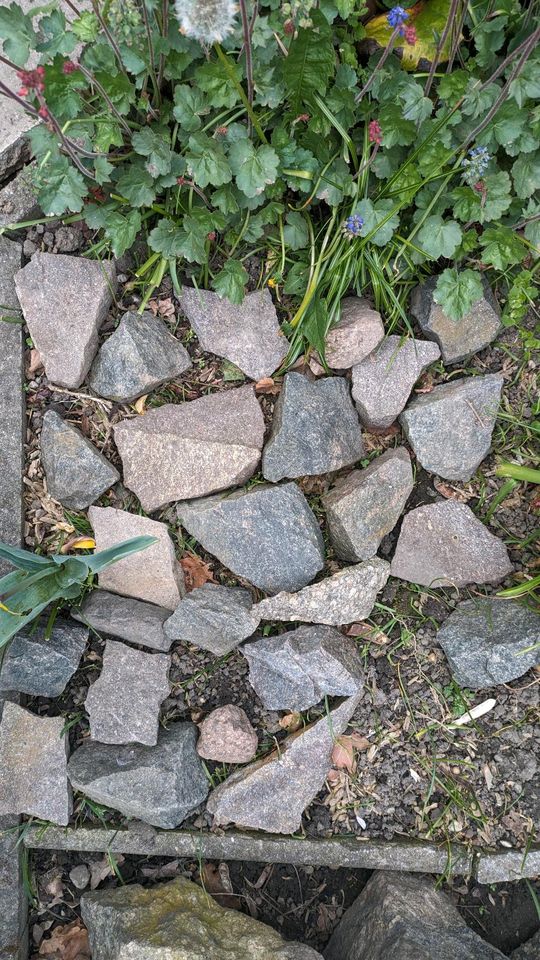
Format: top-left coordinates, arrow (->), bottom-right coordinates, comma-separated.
342,214 -> 364,239
387,6 -> 409,32
461,145 -> 491,186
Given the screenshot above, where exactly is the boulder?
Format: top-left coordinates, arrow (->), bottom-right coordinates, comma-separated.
196,705 -> 258,763
243,625 -> 364,711
324,870 -> 506,960
85,640 -> 170,746
262,373 -> 363,482
67,722 -> 208,829
164,583 -> 260,655
411,274 -> 501,364
351,336 -> 440,430
390,501 -> 513,587
400,375 -> 503,481
14,253 -> 116,388
436,598 -> 540,689
114,386 -> 265,511
207,693 -> 361,833
88,310 -> 191,402
0,615 -> 87,697
180,287 -> 287,381
253,559 -> 390,626
81,877 -> 323,960
0,703 -> 71,826
323,448 -> 413,561
72,591 -> 172,652
88,507 -> 185,611
40,410 -> 119,510
177,484 -> 324,594
324,297 -> 384,370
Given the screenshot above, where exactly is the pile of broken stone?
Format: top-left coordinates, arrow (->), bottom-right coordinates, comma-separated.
0,245 -> 538,837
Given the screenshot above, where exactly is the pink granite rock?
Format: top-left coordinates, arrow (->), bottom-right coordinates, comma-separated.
197,705 -> 258,764
324,297 -> 385,370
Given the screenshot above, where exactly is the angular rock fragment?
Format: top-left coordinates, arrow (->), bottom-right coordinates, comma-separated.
511,930 -> 540,960
400,375 -> 503,481
207,693 -> 361,833
0,703 -> 71,825
325,871 -> 506,960
323,448 -> 413,561
197,705 -> 258,763
411,274 -> 501,364
180,287 -> 287,381
262,373 -> 363,482
390,501 -> 513,587
177,484 -> 325,594
243,625 -> 364,711
436,598 -> 540,689
0,615 -> 87,697
88,310 -> 191,402
254,559 -> 390,626
351,336 -> 440,430
72,591 -> 172,653
14,253 -> 116,388
81,877 -> 323,960
0,164 -> 40,230
164,583 -> 259,655
85,640 -> 170,745
88,507 -> 184,611
0,235 -> 21,310
67,723 -> 208,828
40,410 -> 119,510
114,386 -> 265,511
324,297 -> 385,369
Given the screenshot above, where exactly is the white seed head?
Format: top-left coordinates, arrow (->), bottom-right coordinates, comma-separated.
174,0 -> 239,43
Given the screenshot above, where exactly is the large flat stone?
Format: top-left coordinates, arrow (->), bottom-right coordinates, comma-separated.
0,811 -> 27,960
164,583 -> 260,655
180,287 -> 288,381
14,253 -> 117,388
114,386 -> 265,512
67,723 -> 208,829
0,615 -> 87,697
41,409 -> 119,509
411,274 -> 501,364
88,310 -> 191,402
72,591 -> 172,652
324,297 -> 385,370
0,240 -> 24,580
436,598 -> 540,689
262,373 -> 363,482
207,693 -> 361,833
88,507 -> 185,611
0,702 -> 71,825
177,483 -> 325,594
400,375 -> 503,481
390,501 -> 513,587
253,559 -> 390,626
351,336 -> 441,430
85,640 -> 170,745
0,164 -> 40,230
323,448 -> 413,561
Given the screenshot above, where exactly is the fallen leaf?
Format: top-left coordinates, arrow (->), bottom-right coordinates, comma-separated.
200,863 -> 241,910
60,536 -> 96,554
89,854 -> 125,890
414,372 -> 435,394
28,348 -> 43,375
346,623 -> 389,645
433,479 -> 472,502
180,553 -> 215,591
157,297 -> 176,318
331,737 -> 355,772
133,394 -> 148,415
450,698 -> 496,728
279,711 -> 303,733
255,377 -> 280,395
39,920 -> 90,960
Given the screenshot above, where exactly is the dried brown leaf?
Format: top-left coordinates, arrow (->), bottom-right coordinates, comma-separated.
38,920 -> 90,960
180,554 -> 215,591
255,377 -> 280,395
278,711 -> 303,733
200,863 -> 241,910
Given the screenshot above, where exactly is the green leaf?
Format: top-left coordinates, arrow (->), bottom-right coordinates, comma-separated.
94,118 -> 124,153
148,218 -> 186,257
94,72 -> 134,114
399,82 -> 433,123
211,184 -> 240,216
284,261 -> 310,296
43,61 -> 86,121
36,10 -> 75,57
229,141 -> 280,199
85,206 -> 142,258
502,270 -> 537,326
379,104 -> 416,147
173,84 -> 209,132
451,171 -> 512,223
490,103 -> 527,150
93,156 -> 114,185
116,164 -> 156,207
474,17 -> 506,69
512,154 -> 540,199
84,536 -> 156,574
282,14 -> 335,111
71,11 -> 100,42
433,268 -> 484,322
0,2 -> 36,65
356,198 -> 399,247
212,260 -> 249,304
132,127 -> 173,178
416,215 -> 462,260
479,226 -> 524,271
364,0 -> 453,71
37,157 -> 87,216
185,132 -> 231,189
195,59 -> 241,108
283,211 -> 309,251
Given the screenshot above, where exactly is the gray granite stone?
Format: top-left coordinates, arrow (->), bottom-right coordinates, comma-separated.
391,501 -> 513,588
177,483 -> 325,594
254,559 -> 390,626
324,297 -> 385,370
262,373 -> 363,482
325,871 -> 506,960
351,336 -> 441,430
511,930 -> 540,960
0,244 -> 24,580
67,722 -> 208,829
85,640 -> 170,746
207,693 -> 361,833
164,583 -> 259,655
0,615 -> 87,697
323,448 -> 413,562
477,849 -> 540,884
400,375 -> 503,481
0,702 -> 71,825
14,253 -> 117,388
0,164 -> 40,230
0,811 -> 27,960
89,507 -> 185,611
0,235 -> 21,312
180,287 -> 288,381
40,409 -> 119,509
411,274 -> 501,364
243,625 -> 364,711
197,705 -> 258,763
115,386 -> 265,512
436,598 -> 540,689
88,310 -> 191,402
72,591 -> 172,652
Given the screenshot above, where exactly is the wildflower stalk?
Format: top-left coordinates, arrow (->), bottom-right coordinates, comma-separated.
78,64 -> 131,136
157,0 -> 169,91
355,26 -> 400,103
90,0 -> 129,80
424,0 -> 460,96
238,0 -> 254,130
140,0 -> 160,106
214,44 -> 267,143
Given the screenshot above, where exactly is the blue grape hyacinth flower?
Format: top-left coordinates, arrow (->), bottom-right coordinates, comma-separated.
342,213 -> 364,239
387,6 -> 410,32
461,146 -> 491,186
